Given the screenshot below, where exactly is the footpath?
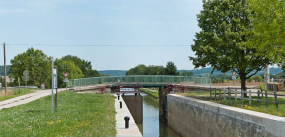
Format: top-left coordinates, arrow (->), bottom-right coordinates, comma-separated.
0,89 -> 66,110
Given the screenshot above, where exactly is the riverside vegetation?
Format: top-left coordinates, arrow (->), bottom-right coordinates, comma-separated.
140,88 -> 159,99
0,90 -> 116,136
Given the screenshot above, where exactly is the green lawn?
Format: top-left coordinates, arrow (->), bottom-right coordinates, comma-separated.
0,90 -> 116,137
0,89 -> 34,101
140,88 -> 159,99
179,92 -> 285,117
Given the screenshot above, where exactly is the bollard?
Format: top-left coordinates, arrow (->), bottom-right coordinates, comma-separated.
124,116 -> 130,128
117,94 -> 120,100
120,101 -> 122,108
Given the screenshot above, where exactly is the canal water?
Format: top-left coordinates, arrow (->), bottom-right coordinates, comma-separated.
123,93 -> 181,137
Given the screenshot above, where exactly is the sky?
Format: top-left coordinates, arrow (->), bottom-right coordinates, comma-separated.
0,0 -> 203,70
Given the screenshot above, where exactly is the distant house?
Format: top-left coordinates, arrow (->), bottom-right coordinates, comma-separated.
1,76 -> 14,83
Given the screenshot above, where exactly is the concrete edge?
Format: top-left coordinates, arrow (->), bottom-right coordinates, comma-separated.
114,94 -> 143,137
168,94 -> 285,136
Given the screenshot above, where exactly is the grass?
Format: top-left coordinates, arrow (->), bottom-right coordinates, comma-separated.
0,90 -> 116,137
0,88 -> 34,101
255,84 -> 266,91
179,92 -> 285,117
140,88 -> 159,99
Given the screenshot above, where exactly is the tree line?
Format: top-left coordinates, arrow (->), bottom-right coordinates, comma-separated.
8,48 -> 100,88
125,62 -> 194,76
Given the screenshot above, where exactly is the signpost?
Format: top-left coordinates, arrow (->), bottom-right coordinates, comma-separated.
18,77 -> 20,94
41,83 -> 45,90
232,71 -> 237,86
63,73 -> 69,90
23,70 -> 29,89
54,66 -> 58,109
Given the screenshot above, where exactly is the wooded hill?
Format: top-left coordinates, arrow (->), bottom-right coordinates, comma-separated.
0,65 -> 11,76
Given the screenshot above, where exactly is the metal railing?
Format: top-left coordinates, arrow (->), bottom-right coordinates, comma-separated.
69,75 -> 211,87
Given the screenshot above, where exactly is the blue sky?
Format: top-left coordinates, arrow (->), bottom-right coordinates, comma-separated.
0,0 -> 203,70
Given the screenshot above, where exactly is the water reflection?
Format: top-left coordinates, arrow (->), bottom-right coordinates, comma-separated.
123,93 -> 181,137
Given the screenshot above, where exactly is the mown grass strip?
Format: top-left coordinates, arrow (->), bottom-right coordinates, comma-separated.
140,88 -> 159,99
0,89 -> 34,101
179,92 -> 285,117
0,90 -> 116,137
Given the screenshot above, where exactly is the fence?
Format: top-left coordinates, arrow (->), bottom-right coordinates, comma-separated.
209,88 -> 285,109
69,75 -> 211,87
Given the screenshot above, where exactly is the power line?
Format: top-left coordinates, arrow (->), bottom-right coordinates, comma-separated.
6,44 -> 190,47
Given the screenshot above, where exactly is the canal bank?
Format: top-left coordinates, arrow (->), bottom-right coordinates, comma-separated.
167,94 -> 285,137
122,93 -> 181,137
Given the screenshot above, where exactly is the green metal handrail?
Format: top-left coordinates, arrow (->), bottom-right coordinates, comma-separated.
69,75 -> 211,87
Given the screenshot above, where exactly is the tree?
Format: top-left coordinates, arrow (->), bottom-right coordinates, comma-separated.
165,62 -> 179,75
54,59 -> 84,88
61,55 -> 100,78
180,71 -> 194,76
247,77 -> 253,83
126,64 -> 147,75
145,65 -> 166,75
246,0 -> 285,64
252,75 -> 262,82
10,48 -> 52,88
0,75 -> 3,86
189,0 -> 271,92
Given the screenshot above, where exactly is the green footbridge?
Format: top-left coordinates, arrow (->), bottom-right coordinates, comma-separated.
69,75 -> 211,88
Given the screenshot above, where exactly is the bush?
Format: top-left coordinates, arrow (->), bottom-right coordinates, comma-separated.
247,77 -> 253,83
253,75 -> 263,82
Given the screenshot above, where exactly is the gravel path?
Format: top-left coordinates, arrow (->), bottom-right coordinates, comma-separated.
0,88 -> 66,110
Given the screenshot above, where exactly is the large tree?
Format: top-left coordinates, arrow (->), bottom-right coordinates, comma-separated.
165,61 -> 179,75
126,64 -> 147,75
189,0 -> 271,91
61,55 -> 100,78
146,65 -> 166,75
246,0 -> 285,65
10,48 -> 52,88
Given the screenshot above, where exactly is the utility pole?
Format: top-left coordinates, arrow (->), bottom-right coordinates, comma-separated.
3,43 -> 7,94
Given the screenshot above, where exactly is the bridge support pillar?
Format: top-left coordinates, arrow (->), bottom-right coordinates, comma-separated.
159,87 -> 168,122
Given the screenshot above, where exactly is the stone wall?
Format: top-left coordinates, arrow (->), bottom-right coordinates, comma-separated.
167,94 -> 285,137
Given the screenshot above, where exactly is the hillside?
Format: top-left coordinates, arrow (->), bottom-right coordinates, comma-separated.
99,67 -> 283,76
181,67 -> 283,76
0,65 -> 11,76
98,70 -> 127,76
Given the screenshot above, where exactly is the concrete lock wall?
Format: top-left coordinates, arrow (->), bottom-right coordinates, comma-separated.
167,94 -> 285,137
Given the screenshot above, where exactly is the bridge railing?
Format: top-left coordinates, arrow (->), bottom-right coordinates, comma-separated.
69,75 -> 211,87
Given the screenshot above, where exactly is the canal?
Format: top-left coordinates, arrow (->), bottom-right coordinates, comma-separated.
123,93 -> 181,137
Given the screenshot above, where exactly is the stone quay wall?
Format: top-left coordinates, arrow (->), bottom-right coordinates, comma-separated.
167,94 -> 285,137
